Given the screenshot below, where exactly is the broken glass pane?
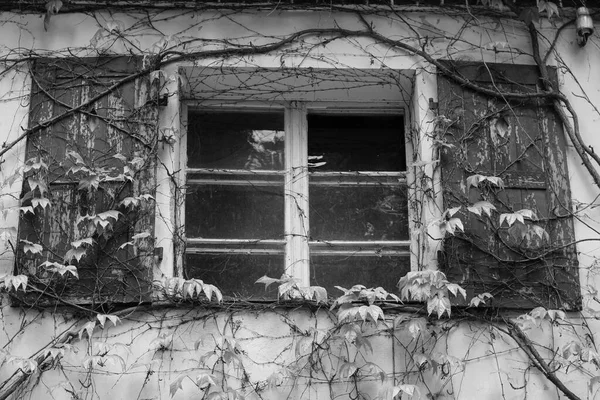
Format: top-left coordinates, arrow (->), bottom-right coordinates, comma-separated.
310,184 -> 408,241
308,114 -> 405,172
186,184 -> 284,239
187,111 -> 285,170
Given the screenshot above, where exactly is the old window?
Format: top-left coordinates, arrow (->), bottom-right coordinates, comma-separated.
439,61 -> 580,309
183,104 -> 409,298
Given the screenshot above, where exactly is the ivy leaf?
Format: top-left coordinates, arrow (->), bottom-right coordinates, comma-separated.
78,175 -> 100,191
202,283 -> 223,303
440,218 -> 464,236
444,206 -> 461,218
446,283 -> 467,299
466,174 -> 483,188
31,197 -> 51,210
516,209 -> 537,220
489,116 -> 510,145
407,318 -> 427,339
19,206 -> 34,215
466,174 -> 504,189
27,178 -> 48,195
547,309 -> 566,322
119,197 -> 140,209
527,225 -> 549,241
4,275 -> 28,292
96,314 -> 121,328
499,212 -> 524,227
78,321 -> 97,340
23,159 -> 48,173
310,286 -> 328,304
44,263 -> 79,278
132,232 -> 151,241
129,157 -> 145,170
427,295 -> 451,318
66,150 -> 85,165
96,210 -> 122,221
46,0 -> 62,14
118,242 -> 133,250
64,247 -> 87,263
71,237 -> 94,248
21,239 -> 43,255
255,275 -> 282,290
44,0 -> 62,31
469,292 -> 493,307
467,201 -> 496,217
529,306 -> 548,322
538,0 -> 559,19
500,209 -> 536,227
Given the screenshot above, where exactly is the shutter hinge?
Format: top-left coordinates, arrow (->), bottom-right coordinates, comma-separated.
154,247 -> 164,261
429,98 -> 438,110
158,93 -> 168,107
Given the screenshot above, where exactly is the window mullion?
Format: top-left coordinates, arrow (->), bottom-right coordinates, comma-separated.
284,102 -> 309,286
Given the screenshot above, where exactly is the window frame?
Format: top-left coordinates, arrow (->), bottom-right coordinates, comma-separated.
179,99 -> 413,293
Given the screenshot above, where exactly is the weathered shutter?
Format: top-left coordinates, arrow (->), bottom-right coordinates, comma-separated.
438,61 -> 579,309
15,57 -> 158,306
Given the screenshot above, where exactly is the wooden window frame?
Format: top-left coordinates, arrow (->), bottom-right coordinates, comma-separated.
179,100 -> 411,295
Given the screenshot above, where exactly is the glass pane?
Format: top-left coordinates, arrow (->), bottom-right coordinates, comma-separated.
185,253 -> 284,298
310,185 -> 408,241
310,254 -> 410,295
308,114 -> 405,172
186,184 -> 284,239
187,111 -> 284,170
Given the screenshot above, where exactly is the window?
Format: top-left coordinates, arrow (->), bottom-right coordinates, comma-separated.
183,104 -> 410,298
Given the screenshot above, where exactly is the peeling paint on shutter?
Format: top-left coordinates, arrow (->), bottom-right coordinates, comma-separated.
15,57 -> 158,306
438,61 -> 580,310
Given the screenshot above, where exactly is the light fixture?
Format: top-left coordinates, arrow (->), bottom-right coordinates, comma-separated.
576,6 -> 594,47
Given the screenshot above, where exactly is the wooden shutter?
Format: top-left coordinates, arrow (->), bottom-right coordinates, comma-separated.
438,61 -> 580,309
15,57 -> 158,306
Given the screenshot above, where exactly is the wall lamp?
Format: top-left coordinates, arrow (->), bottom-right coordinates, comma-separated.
576,7 -> 594,47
